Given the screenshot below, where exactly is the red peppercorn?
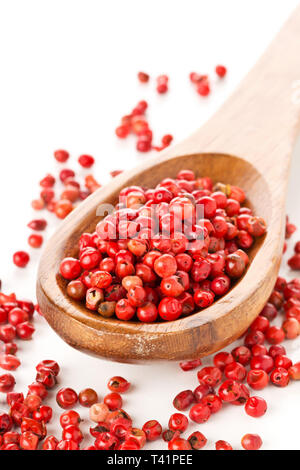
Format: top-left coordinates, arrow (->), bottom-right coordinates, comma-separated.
224,361 -> 247,381
94,431 -> 119,450
168,437 -> 191,450
13,251 -> 30,268
270,367 -> 290,387
0,354 -> 20,371
78,154 -> 95,168
60,257 -> 82,280
110,417 -> 132,439
250,315 -> 270,333
28,382 -> 48,400
156,75 -> 168,94
179,359 -> 202,371
115,125 -> 130,139
247,369 -> 269,390
197,80 -> 210,96
40,187 -> 55,203
244,330 -> 265,348
137,72 -> 149,83
215,65 -> 227,78
56,439 -> 79,450
115,298 -> 135,320
81,250 -> 102,271
231,346 -> 251,365
21,417 -> 46,440
265,326 -> 285,344
8,308 -> 28,326
54,149 -> 69,162
189,402 -> 211,423
104,392 -> 123,411
197,366 -> 222,387
107,376 -> 130,393
188,431 -> 207,449
62,424 -> 83,444
218,379 -> 242,402
56,388 -> 78,409
78,388 -> 98,407
55,199 -> 73,219
27,218 -> 47,231
40,173 -> 55,188
16,322 -> 35,340
60,410 -> 81,428
1,443 -> 19,450
0,373 -> 15,393
215,440 -> 233,450
193,383 -> 214,402
269,289 -> 284,309
260,302 -> 277,321
252,344 -> 268,356
241,433 -> 262,450
137,302 -> 158,322
36,360 -> 60,376
201,393 -> 223,413
24,394 -> 42,412
0,324 -> 16,343
194,289 -> 215,308
250,354 -> 274,373
28,234 -> 43,248
125,428 -> 146,449
2,431 -> 20,446
19,431 -> 39,450
225,253 -> 245,278
31,199 -> 45,210
142,420 -> 162,441
274,355 -> 293,370
173,390 -> 195,411
268,344 -> 286,359
42,435 -> 59,450
161,134 -> 173,147
6,391 -> 24,406
162,429 -> 178,442
245,396 -> 267,418
282,317 -> 300,339
33,405 -> 53,423
0,413 -> 13,433
246,216 -> 267,237
158,297 -> 182,321
288,254 -> 300,270
189,72 -> 202,84
136,136 -> 152,152
288,362 -> 300,380
168,413 -> 189,433
1,343 -> 17,356
36,368 -> 56,388
232,383 -> 250,406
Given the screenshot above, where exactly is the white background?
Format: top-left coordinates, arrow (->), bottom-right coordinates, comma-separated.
0,0 -> 300,450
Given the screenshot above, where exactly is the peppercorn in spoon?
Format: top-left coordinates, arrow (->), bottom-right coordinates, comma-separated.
37,7 -> 300,362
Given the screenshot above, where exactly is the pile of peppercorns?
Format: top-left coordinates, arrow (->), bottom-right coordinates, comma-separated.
115,98 -> 173,153
12,150 -> 104,269
60,168 -> 267,322
114,66 -> 228,153
0,265 -> 300,449
2,171 -> 300,450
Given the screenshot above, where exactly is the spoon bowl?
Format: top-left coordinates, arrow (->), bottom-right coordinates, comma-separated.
37,152 -> 274,363
37,8 -> 300,362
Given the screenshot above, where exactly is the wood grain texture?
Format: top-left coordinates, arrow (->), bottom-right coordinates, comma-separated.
37,7 -> 300,362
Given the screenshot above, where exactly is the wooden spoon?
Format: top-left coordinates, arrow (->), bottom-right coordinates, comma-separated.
37,8 -> 300,363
